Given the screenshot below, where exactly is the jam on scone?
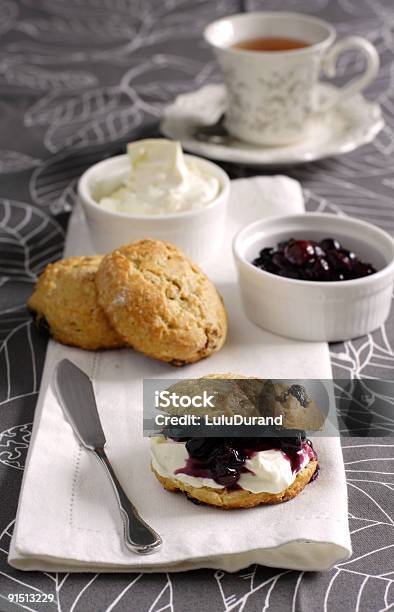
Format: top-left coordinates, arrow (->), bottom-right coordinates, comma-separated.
176,431 -> 317,489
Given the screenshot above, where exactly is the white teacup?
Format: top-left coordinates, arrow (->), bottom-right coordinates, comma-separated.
204,12 -> 379,146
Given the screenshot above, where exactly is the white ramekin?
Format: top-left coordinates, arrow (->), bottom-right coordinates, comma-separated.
78,153 -> 230,262
233,213 -> 394,342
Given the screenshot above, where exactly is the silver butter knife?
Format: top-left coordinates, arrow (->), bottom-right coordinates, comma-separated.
54,358 -> 162,555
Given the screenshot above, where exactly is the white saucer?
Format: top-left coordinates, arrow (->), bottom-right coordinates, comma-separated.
160,84 -> 384,167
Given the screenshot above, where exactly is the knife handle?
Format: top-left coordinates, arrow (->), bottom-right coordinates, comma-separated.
94,448 -> 162,554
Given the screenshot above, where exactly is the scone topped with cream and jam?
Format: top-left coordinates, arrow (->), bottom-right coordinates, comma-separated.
150,375 -> 319,509
96,239 -> 227,365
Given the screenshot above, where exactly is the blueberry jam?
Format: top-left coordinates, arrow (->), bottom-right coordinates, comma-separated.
174,431 -> 317,490
252,237 -> 376,282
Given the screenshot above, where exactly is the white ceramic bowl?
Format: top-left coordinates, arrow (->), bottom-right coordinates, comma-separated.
233,213 -> 394,342
78,153 -> 230,262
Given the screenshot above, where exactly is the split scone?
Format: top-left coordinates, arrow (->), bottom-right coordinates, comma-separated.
28,256 -> 124,350
96,239 -> 227,365
159,376 -> 324,430
151,432 -> 318,510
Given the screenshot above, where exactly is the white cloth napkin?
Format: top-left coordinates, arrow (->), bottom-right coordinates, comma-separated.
164,84 -> 226,126
9,176 -> 351,572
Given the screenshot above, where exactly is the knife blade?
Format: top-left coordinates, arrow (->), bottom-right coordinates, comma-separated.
54,358 -> 162,554
54,359 -> 106,449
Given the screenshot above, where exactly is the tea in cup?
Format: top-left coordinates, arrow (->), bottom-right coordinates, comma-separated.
204,12 -> 379,146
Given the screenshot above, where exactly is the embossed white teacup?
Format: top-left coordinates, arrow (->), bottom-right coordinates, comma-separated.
204,12 -> 379,146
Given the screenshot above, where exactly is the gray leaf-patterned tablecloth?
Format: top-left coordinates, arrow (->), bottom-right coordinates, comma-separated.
0,1 -> 393,610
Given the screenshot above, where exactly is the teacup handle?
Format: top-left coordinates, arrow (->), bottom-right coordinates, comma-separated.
317,36 -> 379,112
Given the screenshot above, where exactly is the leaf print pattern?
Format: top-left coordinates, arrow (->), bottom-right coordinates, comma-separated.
0,1 -> 393,610
0,151 -> 40,174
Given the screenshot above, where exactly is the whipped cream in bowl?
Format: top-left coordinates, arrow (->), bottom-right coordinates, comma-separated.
98,140 -> 220,215
78,139 -> 230,261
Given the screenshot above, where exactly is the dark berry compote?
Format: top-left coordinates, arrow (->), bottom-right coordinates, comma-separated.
252,237 -> 376,282
172,429 -> 317,490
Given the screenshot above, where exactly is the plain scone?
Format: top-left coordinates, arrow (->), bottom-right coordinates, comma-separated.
28,256 -> 124,350
96,240 -> 228,364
